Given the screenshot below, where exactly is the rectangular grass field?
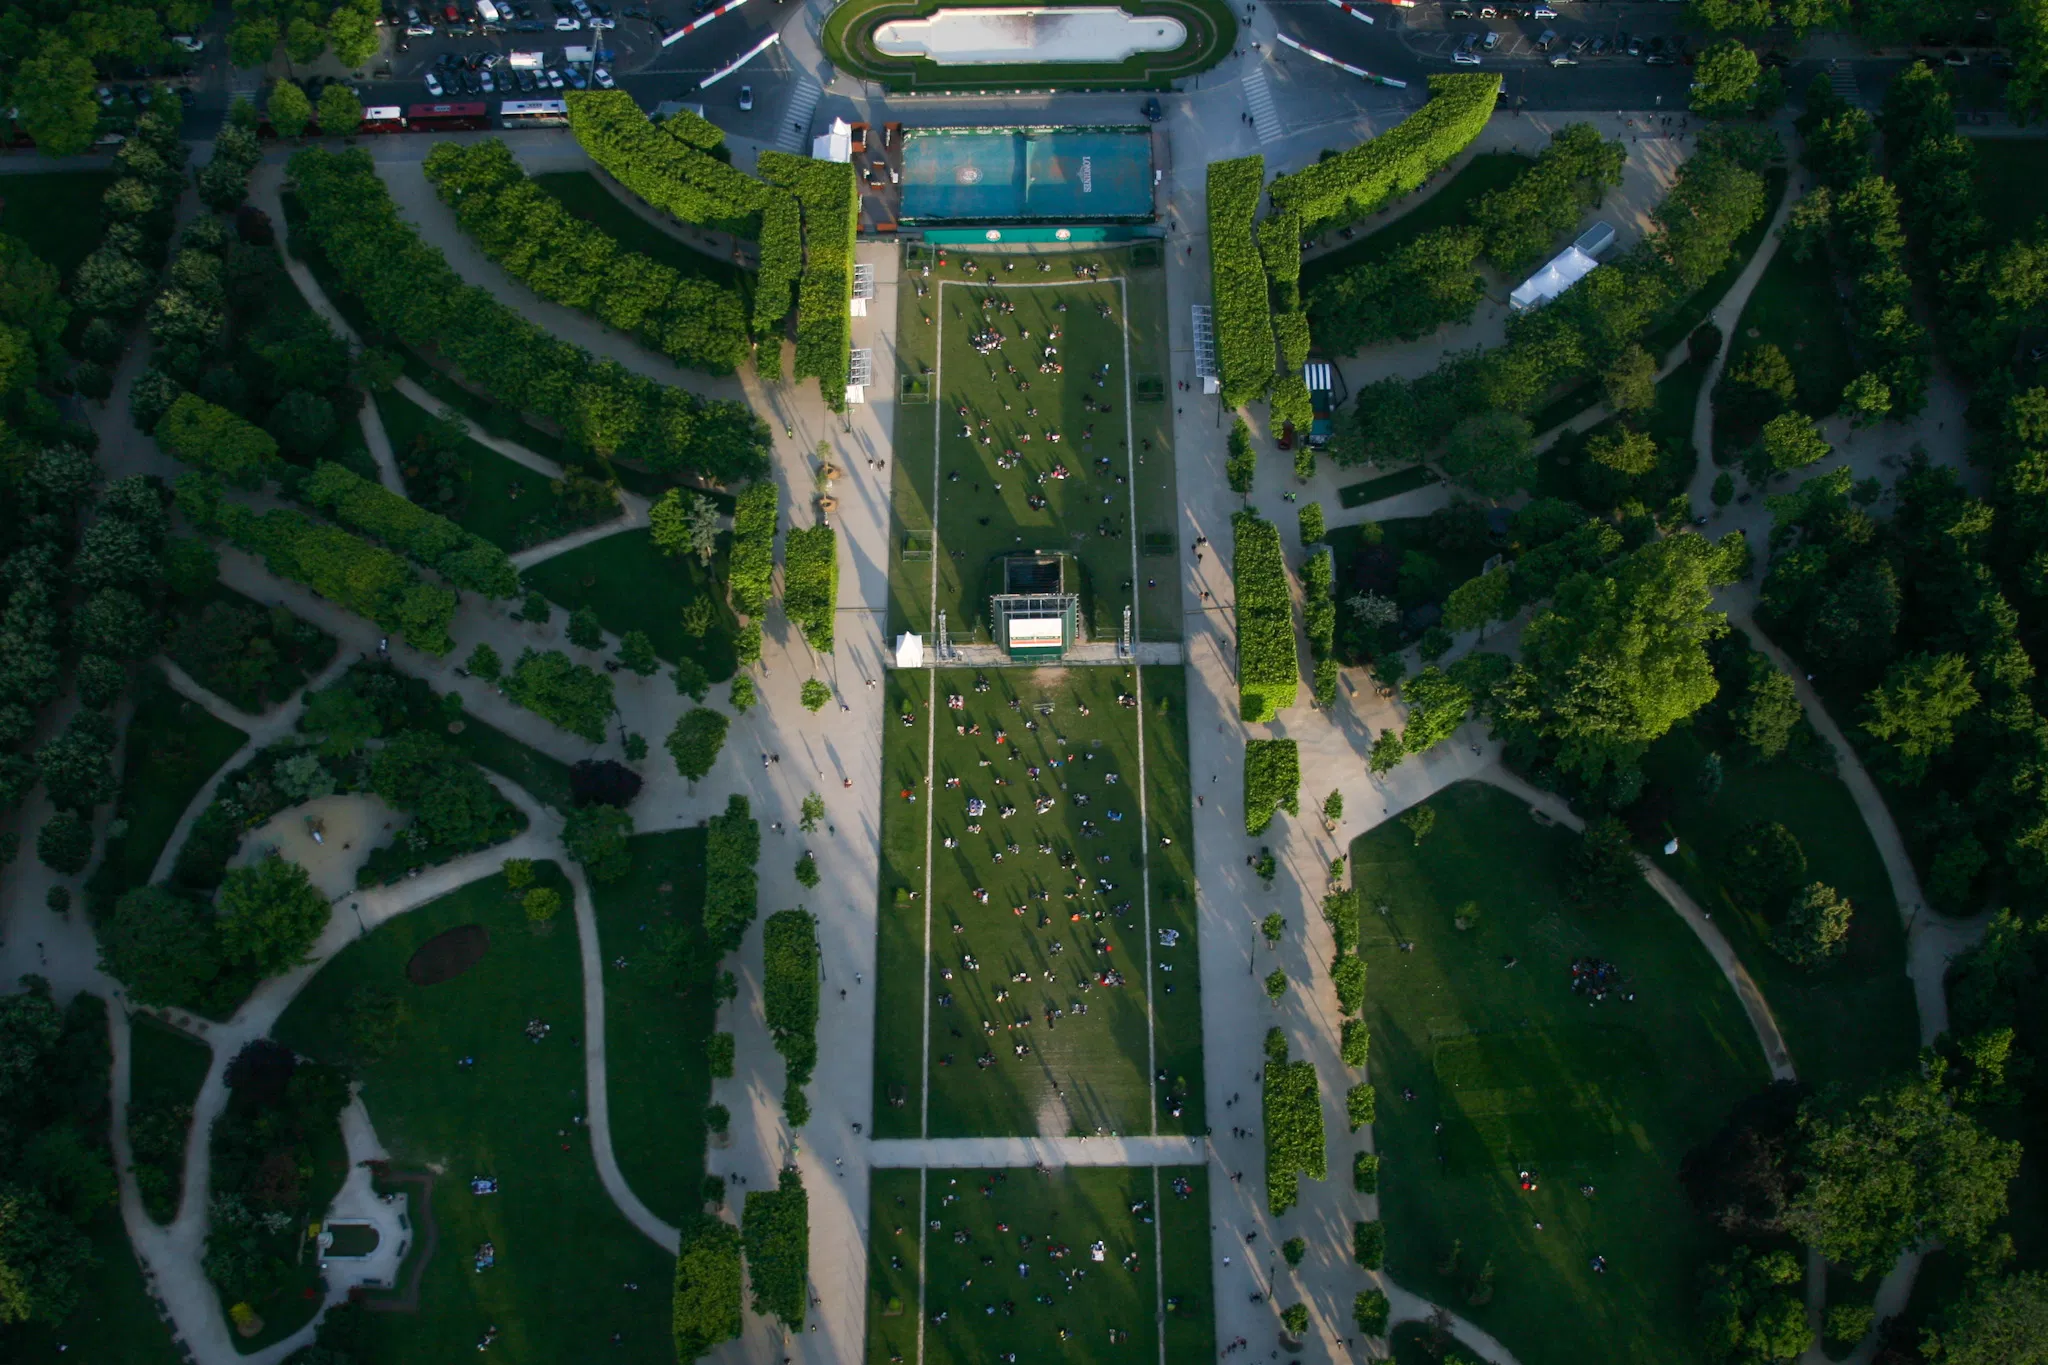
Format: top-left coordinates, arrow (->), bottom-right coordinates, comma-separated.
521,528 -> 740,678
871,665 -> 1197,1139
863,1164 -> 1211,1365
888,246 -> 1179,645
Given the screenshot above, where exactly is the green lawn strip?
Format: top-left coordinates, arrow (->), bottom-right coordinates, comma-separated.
127,1014 -> 214,1223
919,1166 -> 1164,1361
1967,137 -> 2048,242
521,528 -> 739,678
872,669 -> 932,1137
864,1168 -> 926,1364
5,1207 -> 185,1365
532,171 -> 753,295
272,864 -> 676,1362
1538,356 -> 1707,509
1300,152 -> 1533,292
1156,1164 -> 1216,1362
1337,464 -> 1438,509
888,246 -> 1181,644
588,830 -> 716,1226
1639,726 -> 1919,1093
88,669 -> 249,911
373,389 -> 618,552
824,0 -> 1232,90
0,171 -> 116,277
920,666 -> 1166,1138
1352,780 -> 1767,1365
445,711 -> 577,812
1722,241 -> 1858,417
886,262 -> 940,642
1142,665 -> 1203,1135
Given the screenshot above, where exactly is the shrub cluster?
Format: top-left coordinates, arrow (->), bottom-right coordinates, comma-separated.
671,1216 -> 743,1360
1233,512 -> 1299,720
1226,417 -> 1257,495
1244,738 -> 1301,836
760,152 -> 860,411
1346,1082 -> 1377,1131
503,648 -> 615,742
704,793 -> 761,950
1353,1151 -> 1380,1193
1341,1017 -> 1369,1068
303,461 -> 518,597
1471,124 -> 1628,271
288,147 -> 769,484
1333,955 -> 1367,1014
1303,546 -> 1336,660
1354,1289 -> 1391,1336
1261,208 -> 1303,311
154,393 -> 282,487
728,483 -> 778,616
422,139 -> 749,375
763,909 -> 820,1124
1353,1219 -> 1385,1268
782,524 -> 838,652
1207,156 -> 1275,409
565,91 -> 800,354
1268,74 -> 1500,230
741,1169 -> 809,1329
1263,1041 -> 1326,1215
205,496 -> 456,655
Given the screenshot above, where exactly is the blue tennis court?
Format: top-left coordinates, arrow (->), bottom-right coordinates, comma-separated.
898,126 -> 1155,223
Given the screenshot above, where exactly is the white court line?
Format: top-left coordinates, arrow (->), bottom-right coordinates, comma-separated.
1152,1166 -> 1166,1365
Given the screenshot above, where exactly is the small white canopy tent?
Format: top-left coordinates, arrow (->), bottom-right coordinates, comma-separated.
895,632 -> 925,669
812,117 -> 853,164
1509,245 -> 1601,313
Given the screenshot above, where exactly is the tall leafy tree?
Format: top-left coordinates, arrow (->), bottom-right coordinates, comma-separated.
13,35 -> 99,157
1860,652 -> 1978,781
215,854 -> 329,976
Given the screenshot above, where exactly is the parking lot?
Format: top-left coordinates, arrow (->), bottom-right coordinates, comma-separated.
379,0 -> 669,91
1402,2 -> 1697,68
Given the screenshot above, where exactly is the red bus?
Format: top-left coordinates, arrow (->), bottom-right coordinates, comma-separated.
405,101 -> 490,131
361,105 -> 406,134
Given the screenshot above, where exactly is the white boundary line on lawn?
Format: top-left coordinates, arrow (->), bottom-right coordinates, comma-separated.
915,1169 -> 929,1365
1151,1166 -> 1166,1365
922,277 -> 948,1141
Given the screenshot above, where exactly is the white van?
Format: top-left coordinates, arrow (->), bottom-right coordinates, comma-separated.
476,0 -> 500,19
509,48 -> 544,67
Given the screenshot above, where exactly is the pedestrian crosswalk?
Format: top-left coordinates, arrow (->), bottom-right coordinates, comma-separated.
1241,63 -> 1284,144
1826,59 -> 1862,107
777,74 -> 822,153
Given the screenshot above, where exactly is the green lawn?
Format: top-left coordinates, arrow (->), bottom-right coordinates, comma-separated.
888,245 -> 1180,644
864,1165 -> 1203,1365
532,172 -> 753,295
272,864 -> 676,1362
1539,356 -> 1707,513
1337,464 -> 1439,509
0,171 -> 116,277
1969,137 -> 2048,242
88,669 -> 248,913
4,1207 -> 185,1365
447,712 -> 576,813
1351,781 -> 1769,1365
1724,241 -> 1857,419
521,528 -> 739,678
1640,724 -> 1919,1094
1300,152 -> 1534,289
374,389 -> 621,552
870,666 -> 1197,1139
587,830 -> 717,1226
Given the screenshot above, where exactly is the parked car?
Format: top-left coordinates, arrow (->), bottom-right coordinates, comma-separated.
1551,52 -> 1577,66
589,16 -> 615,28
424,70 -> 445,95
1452,43 -> 1482,64
406,18 -> 434,32
740,84 -> 755,109
1482,29 -> 1499,49
593,65 -> 614,87
1533,4 -> 1557,16
1141,94 -> 1161,122
1449,6 -> 1472,15
478,67 -> 495,90
170,34 -> 205,51
1624,33 -> 1643,55
1587,34 -> 1607,54
1535,28 -> 1556,49
1645,51 -> 1674,64
1944,48 -> 1970,65
566,65 -> 588,87
554,14 -> 579,26
546,67 -> 564,87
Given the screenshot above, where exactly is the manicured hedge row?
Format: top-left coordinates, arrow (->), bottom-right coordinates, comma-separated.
423,139 -> 749,375
1273,312 -> 1310,373
1226,416 -> 1257,495
1269,371 -> 1312,443
1232,511 -> 1299,720
782,523 -> 838,653
504,648 -> 615,742
1354,1289 -> 1390,1336
704,793 -> 760,951
663,107 -> 729,152
755,193 -> 803,382
672,1216 -> 743,1361
154,393 -> 281,487
1333,954 -> 1367,1014
728,483 -> 777,616
763,908 -> 821,1124
210,498 -> 457,656
1268,73 -> 1500,230
568,90 -> 769,225
304,460 -> 519,598
1244,738 -> 1300,836
288,147 -> 769,486
1346,1082 -> 1377,1131
1472,122 -> 1627,271
1303,546 -> 1335,659
1341,1017 -> 1369,1068
1261,208 -> 1302,310
1263,1038 -> 1326,1215
742,1169 -> 809,1329
761,151 -> 859,412
1208,155 -> 1275,410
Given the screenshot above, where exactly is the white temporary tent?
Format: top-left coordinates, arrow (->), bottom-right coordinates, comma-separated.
894,632 -> 924,669
812,116 -> 853,164
1509,245 -> 1601,313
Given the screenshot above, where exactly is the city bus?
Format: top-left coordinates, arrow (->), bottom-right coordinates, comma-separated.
404,101 -> 491,131
361,105 -> 406,134
498,98 -> 569,128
